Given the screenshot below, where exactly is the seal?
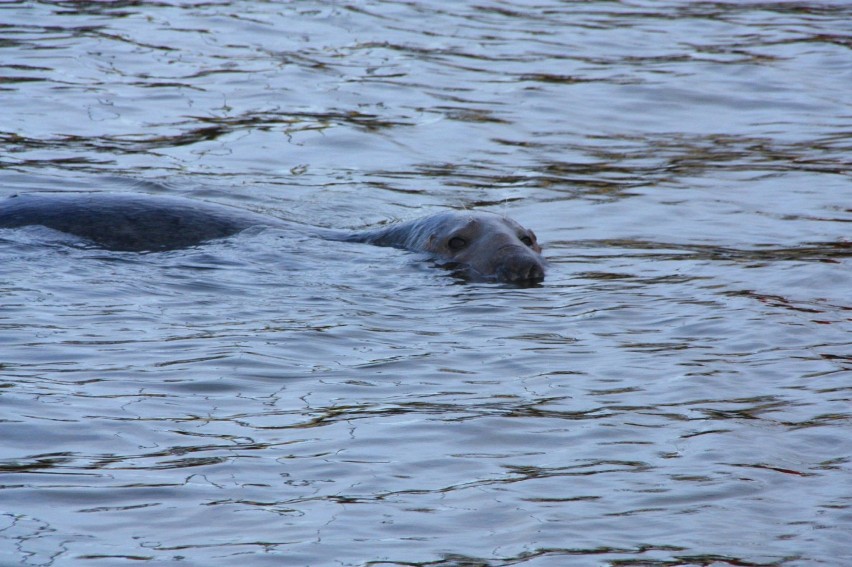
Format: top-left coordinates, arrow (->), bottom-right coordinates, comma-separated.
0,192 -> 545,282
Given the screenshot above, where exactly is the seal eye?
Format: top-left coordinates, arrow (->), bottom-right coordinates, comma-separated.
520,235 -> 534,247
448,236 -> 467,251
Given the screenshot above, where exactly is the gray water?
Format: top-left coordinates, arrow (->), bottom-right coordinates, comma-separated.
1,1 -> 850,566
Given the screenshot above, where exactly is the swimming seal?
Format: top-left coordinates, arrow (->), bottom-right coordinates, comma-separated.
0,192 -> 545,283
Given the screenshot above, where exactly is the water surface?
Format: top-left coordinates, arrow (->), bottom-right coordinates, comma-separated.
1,1 -> 850,566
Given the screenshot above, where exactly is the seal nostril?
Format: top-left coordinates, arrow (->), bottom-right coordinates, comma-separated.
528,263 -> 544,281
496,254 -> 545,283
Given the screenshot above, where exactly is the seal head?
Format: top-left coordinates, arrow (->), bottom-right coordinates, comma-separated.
347,211 -> 546,283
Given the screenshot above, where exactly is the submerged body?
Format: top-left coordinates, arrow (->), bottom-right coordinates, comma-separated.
0,192 -> 545,283
0,192 -> 285,252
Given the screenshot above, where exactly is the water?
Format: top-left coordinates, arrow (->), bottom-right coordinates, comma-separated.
1,1 -> 850,565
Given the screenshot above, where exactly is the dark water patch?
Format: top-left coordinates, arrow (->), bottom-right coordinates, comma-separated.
361,546 -> 793,567
563,239 -> 852,263
39,0 -> 178,16
193,109 -> 416,133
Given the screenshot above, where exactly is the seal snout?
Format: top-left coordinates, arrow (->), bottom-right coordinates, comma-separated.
496,252 -> 546,283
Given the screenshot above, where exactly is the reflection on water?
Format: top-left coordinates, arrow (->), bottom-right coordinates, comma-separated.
1,1 -> 850,565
